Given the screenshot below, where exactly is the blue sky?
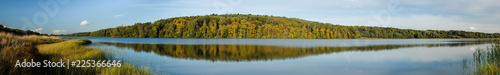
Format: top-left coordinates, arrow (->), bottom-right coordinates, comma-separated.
1,0 -> 499,34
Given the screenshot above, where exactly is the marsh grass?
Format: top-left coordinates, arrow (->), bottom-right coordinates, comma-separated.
472,41 -> 500,75
0,32 -> 156,75
37,39 -> 106,74
37,39 -> 156,75
0,32 -> 63,74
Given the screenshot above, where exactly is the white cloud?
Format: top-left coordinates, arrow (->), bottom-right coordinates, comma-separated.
113,14 -> 125,19
52,30 -> 66,34
34,28 -> 43,32
80,20 -> 90,26
469,26 -> 477,30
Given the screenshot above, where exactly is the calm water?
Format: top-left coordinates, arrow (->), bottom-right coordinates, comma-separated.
60,37 -> 496,75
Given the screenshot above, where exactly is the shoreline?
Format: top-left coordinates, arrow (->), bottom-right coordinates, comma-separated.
37,39 -> 155,75
0,31 -> 155,75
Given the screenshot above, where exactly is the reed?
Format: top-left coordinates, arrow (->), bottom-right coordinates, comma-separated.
472,41 -> 500,75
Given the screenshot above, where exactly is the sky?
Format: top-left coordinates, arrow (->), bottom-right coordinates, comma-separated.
0,0 -> 499,34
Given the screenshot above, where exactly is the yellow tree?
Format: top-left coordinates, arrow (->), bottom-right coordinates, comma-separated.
326,29 -> 331,39
263,24 -> 273,38
227,25 -> 234,38
209,20 -> 218,38
321,28 -> 327,39
288,28 -> 293,38
231,22 -> 239,38
238,20 -> 247,38
218,24 -> 225,38
301,26 -> 307,38
174,18 -> 187,38
242,20 -> 256,38
256,25 -> 262,38
200,21 -> 208,38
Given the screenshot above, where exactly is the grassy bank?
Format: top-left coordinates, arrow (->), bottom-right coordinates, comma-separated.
37,39 -> 154,75
472,41 -> 500,75
0,32 -> 63,74
0,32 -> 154,75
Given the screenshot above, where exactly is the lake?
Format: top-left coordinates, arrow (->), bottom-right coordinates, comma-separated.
59,37 -> 496,75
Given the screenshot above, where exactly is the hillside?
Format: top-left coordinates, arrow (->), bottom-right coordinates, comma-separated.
52,32 -> 91,36
0,24 -> 46,35
63,14 -> 500,39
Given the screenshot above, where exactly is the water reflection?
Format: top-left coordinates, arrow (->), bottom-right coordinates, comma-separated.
98,39 -> 497,62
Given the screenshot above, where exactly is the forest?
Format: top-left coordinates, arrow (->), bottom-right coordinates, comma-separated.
0,24 -> 46,36
58,14 -> 500,39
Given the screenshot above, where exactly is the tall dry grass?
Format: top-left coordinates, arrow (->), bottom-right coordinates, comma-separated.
472,41 -> 500,75
0,32 -> 63,74
1,32 -> 156,75
36,39 -> 155,75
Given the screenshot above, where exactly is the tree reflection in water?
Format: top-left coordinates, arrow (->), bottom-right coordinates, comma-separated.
99,39 -> 497,62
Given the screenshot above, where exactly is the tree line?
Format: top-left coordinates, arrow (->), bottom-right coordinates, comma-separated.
0,24 -> 46,36
58,14 -> 500,39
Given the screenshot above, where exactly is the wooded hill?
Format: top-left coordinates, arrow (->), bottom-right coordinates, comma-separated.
0,24 -> 46,36
59,14 -> 500,39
